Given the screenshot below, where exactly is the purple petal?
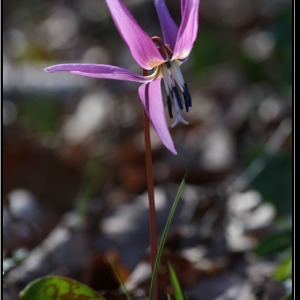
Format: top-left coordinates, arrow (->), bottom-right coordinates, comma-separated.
105,0 -> 165,70
139,79 -> 177,154
45,64 -> 150,83
154,0 -> 179,50
173,0 -> 200,60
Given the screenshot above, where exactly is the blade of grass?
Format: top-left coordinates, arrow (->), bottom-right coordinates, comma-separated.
108,258 -> 132,300
76,155 -> 103,219
148,163 -> 192,300
168,261 -> 185,300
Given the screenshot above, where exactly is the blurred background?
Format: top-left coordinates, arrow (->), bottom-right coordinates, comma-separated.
3,0 -> 293,299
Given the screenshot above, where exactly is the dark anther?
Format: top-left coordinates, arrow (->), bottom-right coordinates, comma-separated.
172,86 -> 183,110
183,83 -> 192,110
167,95 -> 173,119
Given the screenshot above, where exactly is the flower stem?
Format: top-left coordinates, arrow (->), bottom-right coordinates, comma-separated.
142,69 -> 158,300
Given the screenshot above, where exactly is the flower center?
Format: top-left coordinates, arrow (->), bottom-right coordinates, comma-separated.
152,36 -> 192,128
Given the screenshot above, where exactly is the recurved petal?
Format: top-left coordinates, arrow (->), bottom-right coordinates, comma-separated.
105,0 -> 165,70
154,0 -> 178,50
138,79 -> 177,154
173,0 -> 200,60
45,64 -> 150,82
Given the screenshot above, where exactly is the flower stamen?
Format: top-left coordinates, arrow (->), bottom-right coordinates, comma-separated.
183,83 -> 192,112
167,95 -> 173,119
171,95 -> 189,128
151,36 -> 191,126
172,86 -> 183,110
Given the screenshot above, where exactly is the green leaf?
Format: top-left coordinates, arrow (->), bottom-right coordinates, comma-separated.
168,262 -> 185,300
284,294 -> 292,300
273,252 -> 292,281
19,276 -> 105,300
254,230 -> 291,258
244,148 -> 292,216
18,96 -> 60,137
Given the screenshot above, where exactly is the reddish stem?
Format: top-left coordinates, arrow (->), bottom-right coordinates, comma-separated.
142,69 -> 158,300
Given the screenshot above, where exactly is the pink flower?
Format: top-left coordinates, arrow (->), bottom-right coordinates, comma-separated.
45,0 -> 200,154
